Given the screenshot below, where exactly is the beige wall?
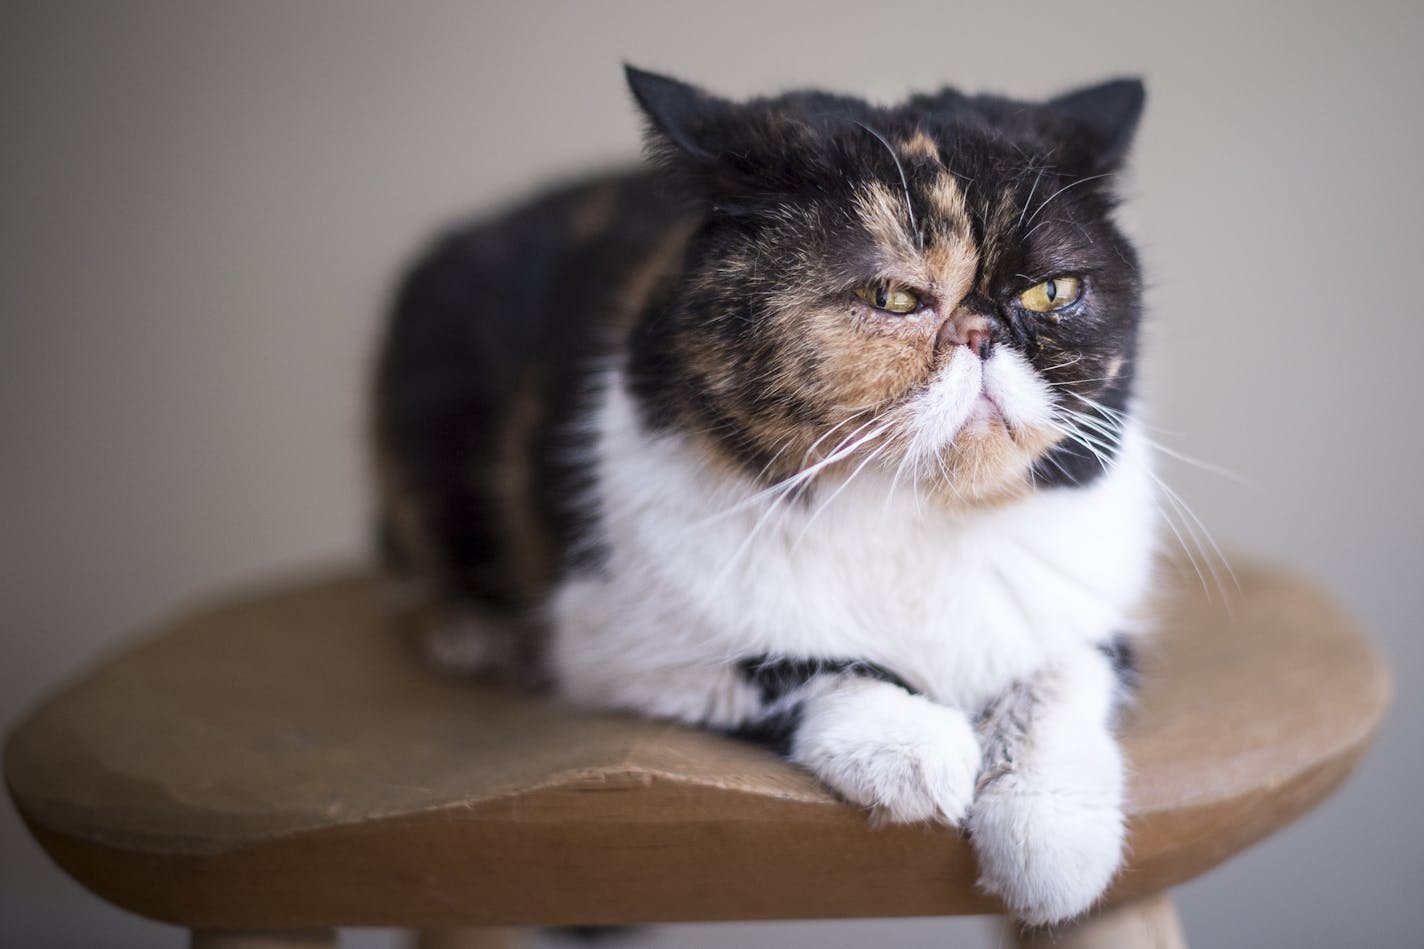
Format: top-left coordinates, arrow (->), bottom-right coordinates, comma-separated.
3,2 -> 1420,946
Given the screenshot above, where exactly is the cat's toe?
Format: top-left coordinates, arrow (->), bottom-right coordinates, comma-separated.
791,682 -> 980,826
967,762 -> 1125,925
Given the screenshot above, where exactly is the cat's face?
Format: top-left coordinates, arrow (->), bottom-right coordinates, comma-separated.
626,69 -> 1144,505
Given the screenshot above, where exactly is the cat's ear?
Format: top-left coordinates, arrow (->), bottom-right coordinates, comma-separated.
1048,78 -> 1145,170
625,65 -> 734,165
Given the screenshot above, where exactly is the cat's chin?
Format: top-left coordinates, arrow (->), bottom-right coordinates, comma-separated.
921,422 -> 1062,509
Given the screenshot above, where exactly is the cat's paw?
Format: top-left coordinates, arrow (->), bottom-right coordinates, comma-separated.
409,606 -> 520,679
967,743 -> 1125,926
790,679 -> 980,826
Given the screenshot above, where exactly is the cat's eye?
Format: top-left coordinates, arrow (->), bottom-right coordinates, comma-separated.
1019,276 -> 1083,313
854,281 -> 920,315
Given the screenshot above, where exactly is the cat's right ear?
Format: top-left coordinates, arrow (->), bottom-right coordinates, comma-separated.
1048,78 -> 1146,171
624,65 -> 732,167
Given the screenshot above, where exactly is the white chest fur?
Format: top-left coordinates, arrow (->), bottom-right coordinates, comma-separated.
551,372 -> 1158,714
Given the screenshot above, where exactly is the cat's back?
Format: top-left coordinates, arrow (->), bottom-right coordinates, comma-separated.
374,169 -> 689,610
378,169 -> 682,384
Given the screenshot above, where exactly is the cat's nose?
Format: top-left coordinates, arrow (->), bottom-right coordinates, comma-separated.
936,309 -> 995,360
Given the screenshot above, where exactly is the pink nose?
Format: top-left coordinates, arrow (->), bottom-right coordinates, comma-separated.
936,310 -> 994,359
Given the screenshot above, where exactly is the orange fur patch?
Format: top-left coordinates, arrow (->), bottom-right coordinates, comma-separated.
929,419 -> 1063,508
926,170 -> 970,224
899,130 -> 941,161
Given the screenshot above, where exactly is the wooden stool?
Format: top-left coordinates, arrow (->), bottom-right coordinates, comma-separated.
4,559 -> 1389,948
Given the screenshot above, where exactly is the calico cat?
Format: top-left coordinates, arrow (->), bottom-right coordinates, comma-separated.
373,66 -> 1156,926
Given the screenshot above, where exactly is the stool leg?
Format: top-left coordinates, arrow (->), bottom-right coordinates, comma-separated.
1011,892 -> 1188,949
190,932 -> 336,949
413,929 -> 525,949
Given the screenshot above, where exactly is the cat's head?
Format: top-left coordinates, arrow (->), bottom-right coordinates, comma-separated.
624,66 -> 1145,506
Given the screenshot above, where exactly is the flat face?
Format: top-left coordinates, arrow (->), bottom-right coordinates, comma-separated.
4,562 -> 1387,924
626,80 -> 1146,506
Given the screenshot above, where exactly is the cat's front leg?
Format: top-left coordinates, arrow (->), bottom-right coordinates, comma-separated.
967,645 -> 1129,926
787,676 -> 981,826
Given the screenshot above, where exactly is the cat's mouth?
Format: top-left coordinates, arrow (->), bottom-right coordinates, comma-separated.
960,391 -> 1007,435
892,349 -> 1063,505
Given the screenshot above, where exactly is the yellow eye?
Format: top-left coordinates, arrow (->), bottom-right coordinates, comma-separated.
1019,276 -> 1083,312
854,281 -> 920,314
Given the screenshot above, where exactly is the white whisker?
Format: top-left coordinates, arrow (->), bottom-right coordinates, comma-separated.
1017,165 -> 1047,230
1024,172 -> 1114,229
1064,390 -> 1252,486
706,417 -> 897,590
794,434 -> 897,550
1049,407 -> 1237,612
691,412 -> 887,528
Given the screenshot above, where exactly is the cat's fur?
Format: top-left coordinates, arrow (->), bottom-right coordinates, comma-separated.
373,66 -> 1156,926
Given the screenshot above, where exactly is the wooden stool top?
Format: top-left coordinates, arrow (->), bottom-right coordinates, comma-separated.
4,560 -> 1389,929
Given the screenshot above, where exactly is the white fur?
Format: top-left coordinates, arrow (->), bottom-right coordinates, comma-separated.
901,344 -> 987,475
789,677 -> 980,826
901,343 -> 1057,480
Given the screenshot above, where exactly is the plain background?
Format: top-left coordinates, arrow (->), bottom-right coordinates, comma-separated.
3,2 -> 1421,946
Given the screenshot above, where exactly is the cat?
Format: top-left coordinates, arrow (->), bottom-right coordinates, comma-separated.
372,65 -> 1156,926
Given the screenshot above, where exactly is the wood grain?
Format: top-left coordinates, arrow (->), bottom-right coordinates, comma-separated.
4,559 -> 1390,927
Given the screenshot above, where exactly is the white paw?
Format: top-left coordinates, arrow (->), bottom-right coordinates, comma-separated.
790,680 -> 980,826
418,610 -> 519,678
967,743 -> 1126,926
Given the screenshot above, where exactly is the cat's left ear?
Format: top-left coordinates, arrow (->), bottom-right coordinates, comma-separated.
624,65 -> 734,165
1048,78 -> 1145,171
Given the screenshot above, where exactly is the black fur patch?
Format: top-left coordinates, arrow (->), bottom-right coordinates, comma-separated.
726,655 -> 917,756
735,655 -> 917,703
374,172 -> 684,609
1098,634 -> 1139,693
726,702 -> 804,757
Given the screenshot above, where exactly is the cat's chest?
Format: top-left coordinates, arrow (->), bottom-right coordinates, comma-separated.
589,390 -> 1156,706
